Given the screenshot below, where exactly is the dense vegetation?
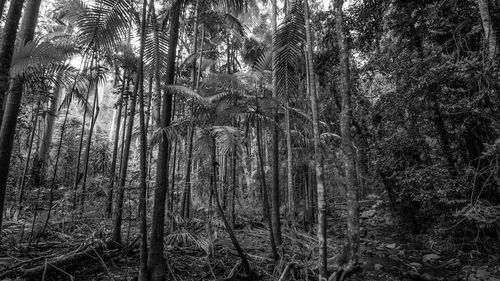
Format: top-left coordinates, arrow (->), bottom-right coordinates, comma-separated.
0,0 -> 499,280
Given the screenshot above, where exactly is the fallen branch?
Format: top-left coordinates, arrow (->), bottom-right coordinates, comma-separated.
21,241 -> 105,278
278,263 -> 293,281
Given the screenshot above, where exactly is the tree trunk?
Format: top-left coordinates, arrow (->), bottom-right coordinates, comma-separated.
80,84 -> 100,213
181,12 -> 202,218
32,85 -> 62,187
181,126 -> 194,218
270,0 -> 282,247
72,59 -> 94,211
211,137 -> 252,276
111,75 -> 138,245
0,0 -> 41,236
17,103 -> 40,210
0,0 -> 25,126
106,70 -> 126,217
304,0 -> 327,278
148,1 -> 182,280
230,147 -> 237,228
431,97 -> 456,175
335,0 -> 360,270
256,119 -> 279,262
137,0 -> 148,279
285,99 -> 295,229
477,0 -> 498,60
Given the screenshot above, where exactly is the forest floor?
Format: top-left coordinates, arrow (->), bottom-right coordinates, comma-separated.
0,197 -> 499,280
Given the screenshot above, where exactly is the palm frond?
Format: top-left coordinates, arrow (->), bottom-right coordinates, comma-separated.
149,117 -> 192,148
10,40 -> 65,77
58,87 -> 93,117
254,49 -> 272,72
23,63 -> 78,90
211,125 -> 241,156
164,85 -> 207,105
143,27 -> 170,78
201,73 -> 242,92
76,0 -> 135,51
215,0 -> 256,15
273,0 -> 305,99
223,13 -> 247,37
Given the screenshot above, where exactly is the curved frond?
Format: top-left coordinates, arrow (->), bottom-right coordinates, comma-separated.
143,27 -> 170,78
211,125 -> 241,156
10,41 -> 64,77
273,0 -> 305,99
165,85 -> 208,105
76,0 -> 135,51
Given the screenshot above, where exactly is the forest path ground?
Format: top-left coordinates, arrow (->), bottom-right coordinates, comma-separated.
0,198 -> 499,280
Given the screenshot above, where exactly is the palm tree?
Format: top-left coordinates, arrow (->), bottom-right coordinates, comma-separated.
304,0 -> 327,279
335,0 -> 360,272
274,0 -> 304,232
136,0 -> 149,279
181,0 -> 202,219
209,133 -> 253,276
270,0 -> 282,248
148,1 -> 183,279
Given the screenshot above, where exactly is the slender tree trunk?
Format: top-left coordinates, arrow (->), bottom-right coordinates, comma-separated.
431,96 -> 456,175
230,148 -> 237,228
0,0 -> 41,236
477,0 -> 498,60
40,93 -> 72,238
148,1 -> 182,280
181,125 -> 194,218
0,0 -> 25,126
181,20 -> 204,218
107,70 -> 126,217
80,84 -> 100,213
304,0 -> 327,279
137,0 -> 148,279
211,137 -> 252,275
111,74 -> 137,245
285,99 -> 295,229
170,138 -> 178,216
72,59 -> 94,211
32,85 -> 62,186
335,0 -> 360,270
270,0 -> 282,248
17,103 -> 40,210
256,120 -> 279,262
180,0 -> 200,217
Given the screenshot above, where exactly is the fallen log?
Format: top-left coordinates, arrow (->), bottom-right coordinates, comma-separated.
21,241 -> 105,278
